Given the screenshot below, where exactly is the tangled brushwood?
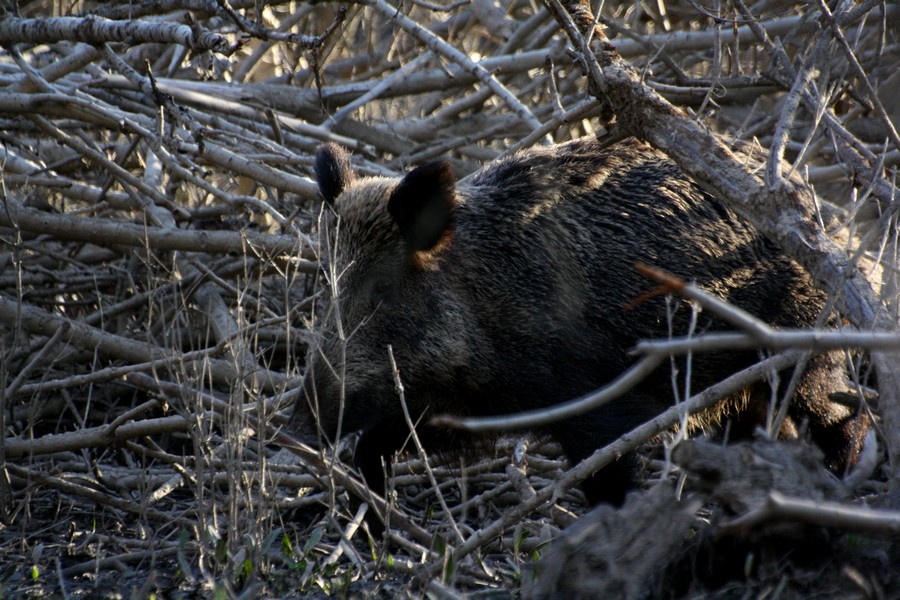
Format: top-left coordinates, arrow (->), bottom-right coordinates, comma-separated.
0,0 -> 898,598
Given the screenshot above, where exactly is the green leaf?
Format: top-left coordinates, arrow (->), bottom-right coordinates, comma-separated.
432,534 -> 447,557
743,552 -> 756,579
206,524 -> 221,543
176,530 -> 194,580
262,528 -> 283,554
213,583 -> 228,600
233,548 -> 247,578
281,534 -> 294,558
513,527 -> 527,556
442,550 -> 455,583
31,543 -> 45,564
302,526 -> 323,557
215,538 -> 228,564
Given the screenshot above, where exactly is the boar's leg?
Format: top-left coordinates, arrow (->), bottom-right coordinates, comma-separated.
576,455 -> 642,507
546,393 -> 667,506
352,421 -> 404,496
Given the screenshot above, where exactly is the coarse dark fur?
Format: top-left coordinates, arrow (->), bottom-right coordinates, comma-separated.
299,137 -> 869,506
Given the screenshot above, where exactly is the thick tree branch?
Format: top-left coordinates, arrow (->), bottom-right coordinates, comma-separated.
0,15 -> 232,53
0,202 -> 315,265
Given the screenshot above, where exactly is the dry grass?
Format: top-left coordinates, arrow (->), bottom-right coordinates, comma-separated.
0,0 -> 898,597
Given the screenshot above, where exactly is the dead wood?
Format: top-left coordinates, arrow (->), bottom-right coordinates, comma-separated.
673,438 -> 848,514
528,485 -> 700,600
533,437 -> 897,600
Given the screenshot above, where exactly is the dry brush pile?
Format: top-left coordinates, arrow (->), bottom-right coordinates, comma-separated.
0,0 -> 898,597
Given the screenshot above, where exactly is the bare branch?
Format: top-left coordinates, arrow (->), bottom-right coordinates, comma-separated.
0,15 -> 232,53
720,490 -> 900,535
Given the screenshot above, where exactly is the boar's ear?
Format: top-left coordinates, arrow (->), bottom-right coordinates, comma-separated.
315,143 -> 355,206
388,160 -> 456,253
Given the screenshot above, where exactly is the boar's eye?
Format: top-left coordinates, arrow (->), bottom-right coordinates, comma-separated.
372,278 -> 392,301
375,279 -> 390,292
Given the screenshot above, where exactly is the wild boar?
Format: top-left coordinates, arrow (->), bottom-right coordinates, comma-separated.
300,137 -> 868,505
